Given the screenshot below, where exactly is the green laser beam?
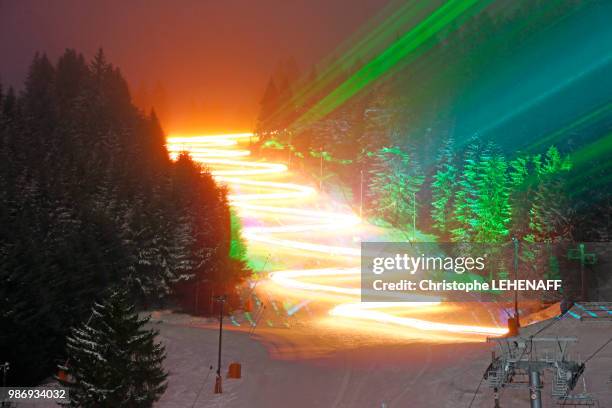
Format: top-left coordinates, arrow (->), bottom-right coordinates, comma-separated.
292,0 -> 492,131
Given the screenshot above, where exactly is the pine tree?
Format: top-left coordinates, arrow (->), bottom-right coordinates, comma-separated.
368,146 -> 424,227
90,48 -> 109,85
1,49 -> 247,383
59,289 -> 167,407
507,154 -> 532,239
55,49 -> 88,114
256,77 -> 279,135
229,209 -> 248,261
359,82 -> 391,153
475,149 -> 511,242
2,87 -> 16,118
452,139 -> 511,242
451,138 -> 481,242
528,146 -> 572,242
431,137 -> 457,235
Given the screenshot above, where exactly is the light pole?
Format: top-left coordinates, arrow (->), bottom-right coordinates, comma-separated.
568,243 -> 596,301
287,131 -> 293,167
1,362 -> 8,387
214,295 -> 227,394
1,362 -> 8,408
359,169 -> 364,218
319,147 -> 323,191
412,191 -> 416,241
512,237 -> 520,329
194,276 -> 199,315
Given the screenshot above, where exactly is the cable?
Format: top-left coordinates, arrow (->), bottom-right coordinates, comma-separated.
531,312 -> 566,337
249,305 -> 266,335
584,336 -> 612,364
191,365 -> 214,408
467,375 -> 485,408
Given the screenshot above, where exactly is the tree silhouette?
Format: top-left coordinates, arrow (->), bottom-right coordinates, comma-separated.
60,289 -> 167,407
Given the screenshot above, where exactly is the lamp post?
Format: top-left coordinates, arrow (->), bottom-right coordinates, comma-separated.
319,147 -> 323,191
1,362 -> 9,408
214,295 -> 227,394
359,169 -> 364,218
1,362 -> 8,387
568,243 -> 596,301
512,237 -> 520,330
412,191 -> 416,241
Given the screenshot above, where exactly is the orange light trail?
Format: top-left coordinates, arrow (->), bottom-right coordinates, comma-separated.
221,177 -> 315,202
166,133 -> 507,339
330,303 -> 507,336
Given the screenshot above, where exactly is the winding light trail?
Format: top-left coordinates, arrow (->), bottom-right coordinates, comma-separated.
166,133 -> 507,339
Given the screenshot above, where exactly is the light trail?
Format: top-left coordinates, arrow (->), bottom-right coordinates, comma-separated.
220,177 -> 315,201
171,148 -> 250,158
330,303 -> 507,336
166,133 -> 507,339
270,268 -> 441,302
210,159 -> 287,176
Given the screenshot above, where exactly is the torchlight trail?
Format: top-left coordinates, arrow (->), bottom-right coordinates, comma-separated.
166,133 -> 507,339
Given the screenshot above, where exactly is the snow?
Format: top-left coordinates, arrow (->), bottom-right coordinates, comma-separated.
151,311 -> 612,407
28,309 -> 611,407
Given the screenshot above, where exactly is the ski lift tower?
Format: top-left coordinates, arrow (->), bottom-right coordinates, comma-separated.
484,336 -> 598,407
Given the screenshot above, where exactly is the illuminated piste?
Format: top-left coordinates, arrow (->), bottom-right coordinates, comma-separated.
167,133 -> 508,339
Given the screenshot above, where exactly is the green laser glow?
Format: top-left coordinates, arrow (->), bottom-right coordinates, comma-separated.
529,102 -> 612,152
567,131 -> 612,191
292,0 -> 492,131
286,1 -> 431,111
474,55 -> 612,138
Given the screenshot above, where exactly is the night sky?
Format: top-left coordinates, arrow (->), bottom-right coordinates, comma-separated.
0,0 -> 389,132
